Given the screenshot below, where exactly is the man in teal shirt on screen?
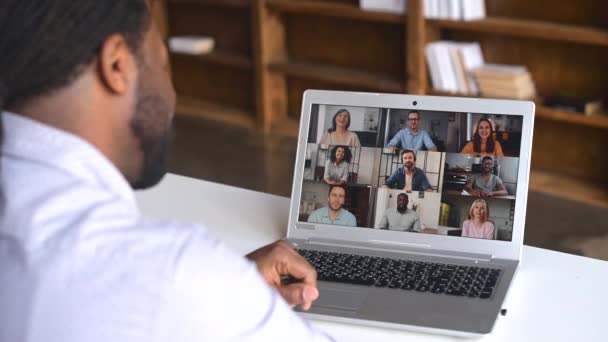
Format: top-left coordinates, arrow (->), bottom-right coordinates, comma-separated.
308,185 -> 357,226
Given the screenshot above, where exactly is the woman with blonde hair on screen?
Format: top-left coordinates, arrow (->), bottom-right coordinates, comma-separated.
319,108 -> 361,146
461,117 -> 504,156
461,199 -> 496,240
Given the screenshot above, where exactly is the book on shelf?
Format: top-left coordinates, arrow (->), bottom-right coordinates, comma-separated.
426,41 -> 537,100
424,0 -> 485,21
473,64 -> 536,100
359,0 -> 406,14
425,41 -> 484,94
543,96 -> 604,116
169,36 -> 215,55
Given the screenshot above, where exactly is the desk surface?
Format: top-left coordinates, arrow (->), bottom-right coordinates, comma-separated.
136,174 -> 608,341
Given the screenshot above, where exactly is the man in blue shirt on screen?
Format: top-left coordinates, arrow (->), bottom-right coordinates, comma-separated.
386,110 -> 438,151
382,150 -> 433,192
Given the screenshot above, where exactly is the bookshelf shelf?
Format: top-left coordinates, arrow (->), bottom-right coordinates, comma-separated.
428,90 -> 608,130
268,60 -> 405,93
171,50 -> 253,70
429,17 -> 608,47
530,171 -> 608,209
168,0 -> 251,9
535,105 -> 608,130
176,96 -> 256,129
266,0 -> 404,24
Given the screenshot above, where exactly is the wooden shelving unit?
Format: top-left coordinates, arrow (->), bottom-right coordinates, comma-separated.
429,17 -> 608,47
155,0 -> 608,206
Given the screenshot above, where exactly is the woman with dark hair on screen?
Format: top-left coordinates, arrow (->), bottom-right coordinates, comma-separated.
323,145 -> 352,185
319,108 -> 361,146
461,118 -> 504,156
461,199 -> 496,240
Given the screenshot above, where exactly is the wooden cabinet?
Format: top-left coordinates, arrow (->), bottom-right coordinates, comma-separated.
157,0 -> 608,207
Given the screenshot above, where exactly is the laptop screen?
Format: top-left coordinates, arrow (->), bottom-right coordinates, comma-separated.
298,104 -> 524,242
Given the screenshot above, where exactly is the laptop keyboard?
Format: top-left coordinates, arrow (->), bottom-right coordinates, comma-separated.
297,249 -> 501,299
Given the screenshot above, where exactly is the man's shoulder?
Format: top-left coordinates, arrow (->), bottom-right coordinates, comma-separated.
310,207 -> 327,217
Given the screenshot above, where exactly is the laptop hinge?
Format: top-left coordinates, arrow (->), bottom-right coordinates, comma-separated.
305,237 -> 493,262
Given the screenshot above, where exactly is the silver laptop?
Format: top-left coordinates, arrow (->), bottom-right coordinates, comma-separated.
286,90 -> 534,337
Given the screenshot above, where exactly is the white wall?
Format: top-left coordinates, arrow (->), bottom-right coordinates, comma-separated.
373,189 -> 441,228
356,147 -> 380,185
299,182 -> 330,215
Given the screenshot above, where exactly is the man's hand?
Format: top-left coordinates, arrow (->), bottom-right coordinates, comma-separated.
246,240 -> 319,311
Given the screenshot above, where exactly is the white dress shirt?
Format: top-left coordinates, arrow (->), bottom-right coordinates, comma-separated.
0,112 -> 333,342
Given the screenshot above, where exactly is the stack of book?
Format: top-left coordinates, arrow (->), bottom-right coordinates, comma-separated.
472,64 -> 536,100
425,41 -> 485,95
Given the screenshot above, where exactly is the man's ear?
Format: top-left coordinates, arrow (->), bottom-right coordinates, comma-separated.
97,34 -> 137,95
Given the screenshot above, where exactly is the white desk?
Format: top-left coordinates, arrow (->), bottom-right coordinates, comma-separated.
136,174 -> 608,342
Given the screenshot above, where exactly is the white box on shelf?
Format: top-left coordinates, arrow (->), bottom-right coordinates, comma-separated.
169,36 -> 215,55
359,0 -> 406,14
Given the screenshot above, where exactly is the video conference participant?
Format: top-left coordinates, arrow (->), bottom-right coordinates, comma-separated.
386,110 -> 437,151
382,150 -> 432,192
461,117 -> 504,156
377,193 -> 421,232
461,199 -> 496,240
463,156 -> 509,197
307,185 -> 357,226
319,108 -> 361,146
323,145 -> 351,185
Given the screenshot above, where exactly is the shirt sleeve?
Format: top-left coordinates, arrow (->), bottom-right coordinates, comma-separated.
494,141 -> 504,157
307,210 -> 319,223
339,162 -> 349,182
156,228 -> 334,342
461,220 -> 470,237
494,175 -> 503,187
412,215 -> 421,232
386,130 -> 403,148
350,132 -> 361,147
378,212 -> 388,229
347,212 -> 357,227
384,169 -> 399,187
485,222 -> 496,240
420,173 -> 432,191
422,131 -> 436,150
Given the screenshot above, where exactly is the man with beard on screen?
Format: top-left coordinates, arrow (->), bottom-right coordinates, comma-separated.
377,193 -> 421,232
0,1 -> 332,341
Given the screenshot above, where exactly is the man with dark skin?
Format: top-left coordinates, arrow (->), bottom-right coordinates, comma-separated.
0,1 -> 330,341
377,193 -> 421,232
464,156 -> 508,198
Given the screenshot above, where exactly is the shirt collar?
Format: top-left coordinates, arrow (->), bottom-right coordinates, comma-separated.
406,127 -> 419,136
1,111 -> 136,206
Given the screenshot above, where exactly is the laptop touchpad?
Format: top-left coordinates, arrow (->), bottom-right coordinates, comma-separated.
314,285 -> 369,311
